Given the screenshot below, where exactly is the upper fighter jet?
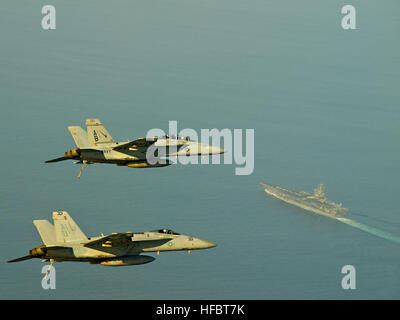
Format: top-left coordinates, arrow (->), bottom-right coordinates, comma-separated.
8,211 -> 216,272
46,118 -> 225,178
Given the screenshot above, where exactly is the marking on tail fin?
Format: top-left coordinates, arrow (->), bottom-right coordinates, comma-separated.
52,211 -> 88,243
86,118 -> 115,146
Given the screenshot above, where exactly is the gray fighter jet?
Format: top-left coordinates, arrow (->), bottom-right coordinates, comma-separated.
8,211 -> 216,269
46,118 -> 225,178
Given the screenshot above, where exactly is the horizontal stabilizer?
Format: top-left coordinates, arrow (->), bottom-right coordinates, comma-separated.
7,255 -> 34,263
45,156 -> 70,163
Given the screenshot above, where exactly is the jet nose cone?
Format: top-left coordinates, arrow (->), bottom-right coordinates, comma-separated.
210,146 -> 225,155
206,240 -> 217,248
198,239 -> 217,249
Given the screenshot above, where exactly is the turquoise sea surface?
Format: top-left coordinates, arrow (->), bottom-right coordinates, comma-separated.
0,1 -> 399,299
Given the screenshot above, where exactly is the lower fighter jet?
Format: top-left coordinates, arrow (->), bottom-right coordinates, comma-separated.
46,118 -> 225,178
8,211 -> 216,269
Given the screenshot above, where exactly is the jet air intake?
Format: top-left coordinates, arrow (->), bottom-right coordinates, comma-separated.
100,255 -> 155,266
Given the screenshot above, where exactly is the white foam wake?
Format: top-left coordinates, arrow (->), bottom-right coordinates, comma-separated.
336,217 -> 400,244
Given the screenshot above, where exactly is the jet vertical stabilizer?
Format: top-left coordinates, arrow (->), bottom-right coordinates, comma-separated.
68,126 -> 89,148
86,118 -> 115,146
33,220 -> 57,246
52,211 -> 88,243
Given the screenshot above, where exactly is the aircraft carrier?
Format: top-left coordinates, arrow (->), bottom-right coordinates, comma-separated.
261,182 -> 347,217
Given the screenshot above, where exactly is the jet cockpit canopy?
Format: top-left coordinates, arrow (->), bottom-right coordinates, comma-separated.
154,229 -> 180,235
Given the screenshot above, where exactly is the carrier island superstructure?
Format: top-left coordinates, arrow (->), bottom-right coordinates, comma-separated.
261,182 -> 348,217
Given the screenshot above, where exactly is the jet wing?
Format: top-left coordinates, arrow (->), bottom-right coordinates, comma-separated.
84,233 -> 134,248
113,138 -> 157,151
84,232 -> 171,248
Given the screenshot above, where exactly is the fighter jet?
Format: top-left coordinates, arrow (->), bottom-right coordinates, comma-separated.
46,118 -> 225,178
8,211 -> 216,270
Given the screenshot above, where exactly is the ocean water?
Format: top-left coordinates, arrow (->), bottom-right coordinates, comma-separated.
0,1 -> 399,299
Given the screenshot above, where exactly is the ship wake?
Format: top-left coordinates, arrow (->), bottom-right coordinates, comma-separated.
336,217 -> 400,244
